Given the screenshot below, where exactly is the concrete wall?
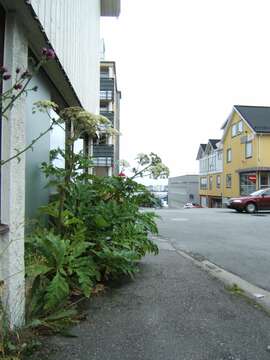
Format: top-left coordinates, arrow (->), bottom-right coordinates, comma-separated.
168,175 -> 199,208
30,0 -> 101,113
1,13 -> 28,328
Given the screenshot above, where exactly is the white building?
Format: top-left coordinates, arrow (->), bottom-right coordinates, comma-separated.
0,0 -> 120,327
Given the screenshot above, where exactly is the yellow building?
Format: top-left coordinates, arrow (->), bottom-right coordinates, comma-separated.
197,105 -> 270,207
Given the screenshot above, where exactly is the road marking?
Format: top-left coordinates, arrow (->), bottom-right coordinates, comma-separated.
171,218 -> 189,222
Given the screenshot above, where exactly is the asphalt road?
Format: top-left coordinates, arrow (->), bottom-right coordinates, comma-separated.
155,208 -> 270,291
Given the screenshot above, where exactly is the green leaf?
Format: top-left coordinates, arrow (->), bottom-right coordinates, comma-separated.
44,272 -> 69,310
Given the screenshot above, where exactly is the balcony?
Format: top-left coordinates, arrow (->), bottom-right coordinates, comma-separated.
92,144 -> 114,167
100,111 -> 114,126
100,77 -> 114,92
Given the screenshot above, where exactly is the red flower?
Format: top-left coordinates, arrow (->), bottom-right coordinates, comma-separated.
118,171 -> 126,177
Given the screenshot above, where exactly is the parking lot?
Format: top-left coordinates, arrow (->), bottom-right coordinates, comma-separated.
155,208 -> 270,291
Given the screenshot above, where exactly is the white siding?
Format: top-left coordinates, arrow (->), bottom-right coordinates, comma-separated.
30,0 -> 100,113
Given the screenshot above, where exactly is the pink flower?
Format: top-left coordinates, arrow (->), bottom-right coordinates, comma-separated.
14,83 -> 23,90
118,171 -> 126,177
41,47 -> 55,60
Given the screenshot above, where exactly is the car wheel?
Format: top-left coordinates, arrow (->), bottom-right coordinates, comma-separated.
245,202 -> 257,214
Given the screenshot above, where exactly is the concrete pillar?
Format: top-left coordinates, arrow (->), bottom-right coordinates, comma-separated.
0,13 -> 27,328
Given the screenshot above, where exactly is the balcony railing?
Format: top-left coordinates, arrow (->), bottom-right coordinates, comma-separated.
100,77 -> 114,91
100,111 -> 114,126
100,91 -> 113,101
92,157 -> 113,167
93,144 -> 114,157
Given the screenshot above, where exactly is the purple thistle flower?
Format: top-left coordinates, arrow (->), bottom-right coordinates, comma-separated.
14,83 -> 23,90
41,47 -> 56,60
46,49 -> 55,60
3,74 -> 11,80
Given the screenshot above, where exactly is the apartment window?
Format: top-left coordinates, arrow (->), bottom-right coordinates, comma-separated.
245,141 -> 253,158
232,124 -> 237,137
232,121 -> 243,137
216,175 -> 221,189
226,148 -> 232,163
209,176 -> 213,190
100,68 -> 109,78
200,177 -> 208,190
226,174 -> 232,188
217,151 -> 222,160
238,121 -> 243,133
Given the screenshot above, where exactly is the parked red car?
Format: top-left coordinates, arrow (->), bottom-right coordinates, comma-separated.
226,188 -> 270,213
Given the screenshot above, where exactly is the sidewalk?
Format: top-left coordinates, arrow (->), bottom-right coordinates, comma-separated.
33,243 -> 270,360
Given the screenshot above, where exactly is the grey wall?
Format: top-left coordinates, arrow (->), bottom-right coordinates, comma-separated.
25,71 -> 51,221
30,0 -> 101,113
168,175 -> 199,208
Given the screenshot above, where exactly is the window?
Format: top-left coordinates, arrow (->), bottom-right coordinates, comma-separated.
217,151 -> 222,160
245,141 -> 253,158
240,173 -> 256,196
260,173 -> 270,189
209,176 -> 213,190
226,148 -> 232,163
200,177 -> 208,190
232,121 -> 243,137
226,174 -> 232,188
100,68 -> 109,78
216,175 -> 221,189
238,121 -> 243,133
232,124 -> 237,137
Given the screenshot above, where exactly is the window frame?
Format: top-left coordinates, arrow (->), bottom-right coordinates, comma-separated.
245,141 -> 253,159
216,175 -> 221,189
226,148 -> 232,163
226,174 -> 232,188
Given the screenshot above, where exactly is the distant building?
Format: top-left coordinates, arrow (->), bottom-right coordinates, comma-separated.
93,61 -> 121,176
168,175 -> 199,208
197,105 -> 270,207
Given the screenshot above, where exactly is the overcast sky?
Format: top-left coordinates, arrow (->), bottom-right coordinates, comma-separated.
101,0 -> 270,181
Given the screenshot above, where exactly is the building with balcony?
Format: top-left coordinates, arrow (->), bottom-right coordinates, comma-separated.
197,139 -> 223,207
197,105 -> 270,207
0,0 -> 120,327
93,60 -> 121,176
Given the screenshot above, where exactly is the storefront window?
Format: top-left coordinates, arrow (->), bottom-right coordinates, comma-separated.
240,173 -> 256,196
260,173 -> 270,189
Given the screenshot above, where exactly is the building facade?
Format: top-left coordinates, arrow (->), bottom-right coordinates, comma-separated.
0,0 -> 120,327
93,61 -> 121,176
168,175 -> 199,208
197,105 -> 270,207
197,139 -> 223,207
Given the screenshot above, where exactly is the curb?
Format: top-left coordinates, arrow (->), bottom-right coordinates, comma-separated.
153,236 -> 270,314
